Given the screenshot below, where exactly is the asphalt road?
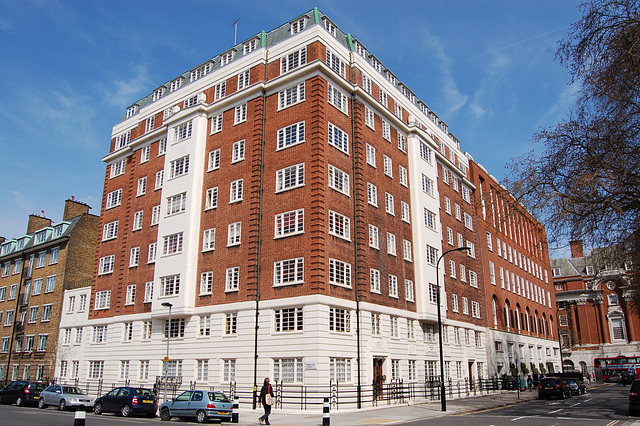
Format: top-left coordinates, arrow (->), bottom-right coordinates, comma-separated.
401,383 -> 638,426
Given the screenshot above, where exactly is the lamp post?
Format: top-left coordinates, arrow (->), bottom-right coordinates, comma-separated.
436,246 -> 470,412
161,302 -> 173,403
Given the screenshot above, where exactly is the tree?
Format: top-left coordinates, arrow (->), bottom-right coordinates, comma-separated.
507,0 -> 640,310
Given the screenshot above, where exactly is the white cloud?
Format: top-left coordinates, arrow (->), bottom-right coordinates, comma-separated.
539,82 -> 580,126
103,65 -> 152,108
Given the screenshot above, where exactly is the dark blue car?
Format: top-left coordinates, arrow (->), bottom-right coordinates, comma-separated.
93,387 -> 157,417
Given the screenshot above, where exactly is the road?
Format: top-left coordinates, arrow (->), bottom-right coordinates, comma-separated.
401,383 -> 638,426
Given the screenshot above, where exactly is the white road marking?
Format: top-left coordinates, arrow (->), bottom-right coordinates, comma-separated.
549,408 -> 564,414
511,416 -> 527,421
570,402 -> 582,407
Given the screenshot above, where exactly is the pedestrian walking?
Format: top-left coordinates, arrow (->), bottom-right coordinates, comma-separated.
259,377 -> 274,425
527,375 -> 533,391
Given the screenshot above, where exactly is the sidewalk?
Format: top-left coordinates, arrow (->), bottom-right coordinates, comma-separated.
234,389 -> 540,425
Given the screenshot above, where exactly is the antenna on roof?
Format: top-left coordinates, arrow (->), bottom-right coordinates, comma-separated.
232,19 -> 240,45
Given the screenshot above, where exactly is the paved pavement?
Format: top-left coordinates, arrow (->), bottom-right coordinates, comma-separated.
233,387 -> 542,425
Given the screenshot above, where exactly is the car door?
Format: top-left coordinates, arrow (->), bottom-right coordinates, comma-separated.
50,385 -> 62,406
170,391 -> 193,418
102,388 -> 120,412
186,391 -> 203,417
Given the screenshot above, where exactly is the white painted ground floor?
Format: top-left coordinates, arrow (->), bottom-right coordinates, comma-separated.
485,329 -> 561,378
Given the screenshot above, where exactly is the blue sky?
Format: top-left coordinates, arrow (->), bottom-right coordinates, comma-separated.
0,0 -> 582,246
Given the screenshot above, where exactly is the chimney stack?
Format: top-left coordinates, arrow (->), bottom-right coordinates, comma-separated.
570,240 -> 584,258
63,198 -> 91,221
27,214 -> 52,234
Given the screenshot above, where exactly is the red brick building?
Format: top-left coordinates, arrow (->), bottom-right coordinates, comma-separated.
552,240 -> 640,376
0,199 -> 99,384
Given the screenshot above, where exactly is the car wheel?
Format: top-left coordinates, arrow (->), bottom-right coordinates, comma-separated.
560,391 -> 565,400
16,395 -> 24,406
160,407 -> 171,421
195,409 -> 207,423
93,402 -> 102,415
59,399 -> 66,411
38,398 -> 45,409
121,404 -> 131,417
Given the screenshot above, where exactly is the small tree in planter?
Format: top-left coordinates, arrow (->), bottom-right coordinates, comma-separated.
530,363 -> 539,374
539,363 -> 547,374
521,362 -> 530,376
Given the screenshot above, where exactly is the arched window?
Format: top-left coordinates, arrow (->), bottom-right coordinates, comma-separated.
492,297 -> 498,328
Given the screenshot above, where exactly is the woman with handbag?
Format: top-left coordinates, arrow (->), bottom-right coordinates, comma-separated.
259,377 -> 274,425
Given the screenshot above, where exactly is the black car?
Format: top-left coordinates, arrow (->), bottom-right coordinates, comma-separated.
564,377 -> 587,395
93,387 -> 157,417
630,379 -> 640,416
0,380 -> 46,406
622,371 -> 637,386
538,377 -> 572,399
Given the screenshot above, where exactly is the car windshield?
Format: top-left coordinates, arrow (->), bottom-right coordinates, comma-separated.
63,386 -> 85,395
565,379 -> 577,384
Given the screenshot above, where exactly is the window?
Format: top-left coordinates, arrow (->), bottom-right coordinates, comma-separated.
170,156 -> 189,179
223,359 -> 236,382
148,243 -> 157,263
469,271 -> 478,288
28,307 -> 38,323
462,186 -> 471,203
278,82 -> 305,109
274,258 -> 304,286
611,317 -> 626,340
471,301 -> 481,318
429,283 -> 438,303
201,188 -> 217,213
329,259 -> 351,288
105,189 -> 122,209
175,121 -> 192,142
329,308 -> 351,332
367,182 -> 378,206
88,361 -> 104,379
399,165 -> 408,187
382,121 -> 391,141
368,224 -> 379,249
123,323 -> 133,342
460,264 -> 467,282
464,212 -> 473,230
388,275 -> 398,298
275,308 -> 303,332
214,81 -> 226,100
273,357 -> 304,383
132,210 -> 143,231
162,233 -> 183,255
275,209 -> 304,238
383,155 -> 393,177
199,315 -> 211,336
290,17 -> 306,33
110,159 -> 125,178
164,318 -> 186,338
153,87 -> 164,101
324,19 -> 337,36
326,49 -> 346,77
155,170 -> 164,189
210,114 -> 223,134
426,245 -> 438,265
385,192 -> 395,215
202,228 -> 215,251
139,361 -> 150,380
141,321 -> 152,340
328,123 -> 349,154
420,142 -> 432,163
365,107 -> 375,129
145,116 -> 155,133
231,140 -> 245,162
125,285 -> 136,305
452,294 -> 459,312
489,262 -> 496,285
327,84 -> 348,114
403,239 -> 412,261
230,179 -> 243,202
161,275 -> 180,297
278,121 -> 305,150
4,310 -> 13,326
196,360 -> 209,381
281,47 -> 306,74
37,251 -> 46,267
225,313 -> 237,335
328,210 -> 350,240
94,290 -> 111,310
191,62 -> 211,80
424,208 -> 437,230
98,255 -> 114,275
387,233 -> 396,256
330,358 -> 352,383
158,138 -> 167,155
226,267 -> 240,291
371,313 -> 381,335
455,204 -> 462,220
151,205 -> 161,225
362,73 -> 372,93
227,222 -> 241,246
398,134 -> 407,152
238,69 -> 250,89
208,149 -> 221,171
422,174 -> 434,196
115,131 -> 131,150
370,269 -> 381,293
405,280 -> 415,302
144,281 -> 153,302
129,247 -> 140,267
276,163 -> 305,192
92,325 -> 107,343
79,294 -> 87,311
234,103 -> 247,124
328,165 -> 350,195
379,89 -> 388,107
390,317 -> 399,338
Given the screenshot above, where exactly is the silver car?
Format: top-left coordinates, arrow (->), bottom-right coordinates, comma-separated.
38,385 -> 92,410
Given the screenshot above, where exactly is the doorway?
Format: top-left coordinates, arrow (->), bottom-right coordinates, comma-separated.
373,357 -> 385,399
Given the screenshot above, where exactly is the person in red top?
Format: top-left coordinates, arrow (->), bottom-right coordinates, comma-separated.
259,377 -> 274,425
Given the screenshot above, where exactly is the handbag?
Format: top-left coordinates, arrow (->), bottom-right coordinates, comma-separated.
265,394 -> 274,405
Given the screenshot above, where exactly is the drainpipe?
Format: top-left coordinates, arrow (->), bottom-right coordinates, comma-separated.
252,31 -> 268,410
347,33 -> 362,409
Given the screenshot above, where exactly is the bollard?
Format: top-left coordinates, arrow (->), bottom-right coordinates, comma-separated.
73,408 -> 86,426
322,397 -> 330,426
232,396 -> 239,423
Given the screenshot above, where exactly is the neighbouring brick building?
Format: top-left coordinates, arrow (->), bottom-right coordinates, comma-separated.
75,8 -> 559,404
0,198 -> 99,383
551,240 -> 640,375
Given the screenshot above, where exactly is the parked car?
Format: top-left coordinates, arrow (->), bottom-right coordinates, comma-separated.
0,380 -> 46,406
629,379 -> 640,416
622,371 -> 637,386
159,390 -> 233,423
538,376 -> 572,399
93,387 -> 157,417
38,384 -> 92,410
564,377 -> 586,395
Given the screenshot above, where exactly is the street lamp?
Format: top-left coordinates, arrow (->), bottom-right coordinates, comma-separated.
161,302 -> 173,403
436,246 -> 470,412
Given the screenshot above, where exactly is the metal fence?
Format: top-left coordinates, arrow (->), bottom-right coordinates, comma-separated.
47,375 -> 518,410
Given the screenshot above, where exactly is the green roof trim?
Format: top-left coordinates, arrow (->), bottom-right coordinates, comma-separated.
347,33 -> 354,51
261,30 -> 266,47
313,7 -> 320,24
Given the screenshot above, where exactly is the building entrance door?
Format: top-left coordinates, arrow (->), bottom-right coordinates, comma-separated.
373,358 -> 385,399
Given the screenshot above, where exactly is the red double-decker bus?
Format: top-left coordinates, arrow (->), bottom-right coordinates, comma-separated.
594,355 -> 640,381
